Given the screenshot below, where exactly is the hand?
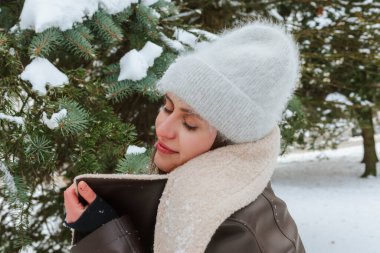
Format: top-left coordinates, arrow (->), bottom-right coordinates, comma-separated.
64,181 -> 97,223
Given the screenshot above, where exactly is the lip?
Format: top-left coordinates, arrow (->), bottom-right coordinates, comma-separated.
155,141 -> 178,154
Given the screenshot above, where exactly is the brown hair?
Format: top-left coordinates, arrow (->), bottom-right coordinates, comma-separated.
149,131 -> 233,174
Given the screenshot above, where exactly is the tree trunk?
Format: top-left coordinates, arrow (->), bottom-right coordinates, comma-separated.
355,107 -> 378,177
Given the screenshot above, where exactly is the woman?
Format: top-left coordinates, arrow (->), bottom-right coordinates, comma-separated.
64,20 -> 306,253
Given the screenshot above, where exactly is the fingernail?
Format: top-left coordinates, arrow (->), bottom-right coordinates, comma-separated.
79,181 -> 87,191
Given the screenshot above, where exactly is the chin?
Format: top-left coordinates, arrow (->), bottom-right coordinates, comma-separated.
153,154 -> 174,173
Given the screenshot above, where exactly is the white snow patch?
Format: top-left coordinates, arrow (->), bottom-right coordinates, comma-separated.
139,41 -> 164,67
118,41 -> 162,81
0,161 -> 18,194
19,0 -> 137,32
126,145 -> 147,155
20,0 -> 97,32
41,109 -> 67,129
150,8 -> 161,19
160,32 -> 186,52
308,11 -> 333,29
189,28 -> 219,41
350,7 -> 362,13
118,50 -> 149,81
99,0 -> 137,15
359,48 -> 370,54
8,48 -> 16,56
325,92 -> 353,106
20,58 -> 69,96
322,109 -> 332,115
0,113 -> 25,126
141,0 -> 159,6
269,8 -> 284,21
284,109 -> 294,119
174,28 -> 198,48
9,24 -> 20,34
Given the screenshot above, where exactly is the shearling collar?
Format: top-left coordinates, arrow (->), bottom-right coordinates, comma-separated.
154,125 -> 281,253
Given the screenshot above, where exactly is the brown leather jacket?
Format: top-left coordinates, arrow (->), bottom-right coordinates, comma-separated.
205,182 -> 305,253
71,182 -> 305,253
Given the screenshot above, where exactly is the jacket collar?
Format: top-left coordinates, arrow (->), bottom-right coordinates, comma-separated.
154,125 -> 281,253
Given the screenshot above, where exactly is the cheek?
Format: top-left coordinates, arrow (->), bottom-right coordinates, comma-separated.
180,129 -> 216,159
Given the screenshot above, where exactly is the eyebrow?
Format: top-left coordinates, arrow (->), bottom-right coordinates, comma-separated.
165,94 -> 203,120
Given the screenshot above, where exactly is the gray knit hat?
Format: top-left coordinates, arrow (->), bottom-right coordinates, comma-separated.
156,21 -> 300,143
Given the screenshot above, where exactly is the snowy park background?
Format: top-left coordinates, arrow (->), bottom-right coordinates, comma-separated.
273,135 -> 380,253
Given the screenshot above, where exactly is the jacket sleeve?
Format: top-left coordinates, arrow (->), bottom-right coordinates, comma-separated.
70,215 -> 144,253
205,218 -> 262,253
65,195 -> 119,235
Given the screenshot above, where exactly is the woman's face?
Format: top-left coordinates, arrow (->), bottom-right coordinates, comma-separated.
154,92 -> 217,173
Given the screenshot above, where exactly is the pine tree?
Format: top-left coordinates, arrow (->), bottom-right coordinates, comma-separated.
275,1 -> 380,177
0,0 -> 213,251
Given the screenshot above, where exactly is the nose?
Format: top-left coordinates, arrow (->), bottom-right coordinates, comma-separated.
155,112 -> 176,140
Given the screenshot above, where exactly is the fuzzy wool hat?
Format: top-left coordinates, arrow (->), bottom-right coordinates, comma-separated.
156,21 -> 300,143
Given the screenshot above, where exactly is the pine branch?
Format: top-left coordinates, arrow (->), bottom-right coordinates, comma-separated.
116,149 -> 151,174
103,63 -> 120,76
57,98 -> 91,135
105,80 -> 135,102
133,72 -> 161,101
74,153 -> 102,174
24,135 -> 54,164
102,64 -> 120,88
148,51 -> 177,79
136,5 -> 159,28
92,11 -> 123,43
134,5 -> 161,40
152,0 -> 178,18
0,162 -> 32,248
106,71 -> 161,102
103,74 -> 119,85
75,25 -> 94,41
0,33 -> 8,49
28,28 -> 62,58
62,28 -> 96,60
123,123 -> 139,144
0,76 -> 20,87
115,7 -> 134,24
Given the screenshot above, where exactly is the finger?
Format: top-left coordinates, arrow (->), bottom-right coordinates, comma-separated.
64,183 -> 81,207
78,181 -> 97,204
64,183 -> 85,223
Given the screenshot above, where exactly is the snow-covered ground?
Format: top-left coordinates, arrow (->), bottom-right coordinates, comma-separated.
272,135 -> 380,253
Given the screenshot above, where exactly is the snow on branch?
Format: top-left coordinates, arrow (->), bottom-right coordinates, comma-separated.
188,28 -> 219,41
41,109 -> 68,129
126,145 -> 147,155
160,32 -> 185,52
118,41 -> 163,81
174,27 -> 198,48
325,92 -> 353,106
20,58 -> 69,96
19,0 -> 138,33
0,113 -> 25,126
0,161 -> 18,194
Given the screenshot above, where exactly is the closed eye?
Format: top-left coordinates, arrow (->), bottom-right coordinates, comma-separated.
162,106 -> 172,113
183,121 -> 197,131
161,106 -> 198,131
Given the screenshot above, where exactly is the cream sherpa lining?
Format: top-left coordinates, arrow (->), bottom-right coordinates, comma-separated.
153,125 -> 280,253
72,125 -> 280,252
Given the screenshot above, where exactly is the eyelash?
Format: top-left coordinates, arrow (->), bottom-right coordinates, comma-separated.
161,106 -> 198,131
